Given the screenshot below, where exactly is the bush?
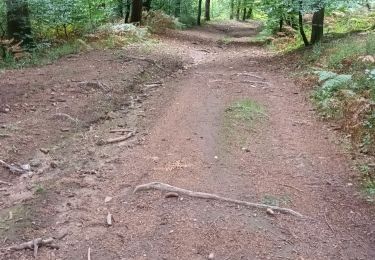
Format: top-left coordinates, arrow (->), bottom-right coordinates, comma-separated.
143,10 -> 182,33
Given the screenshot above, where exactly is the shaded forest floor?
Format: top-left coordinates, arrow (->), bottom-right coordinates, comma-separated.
0,21 -> 374,259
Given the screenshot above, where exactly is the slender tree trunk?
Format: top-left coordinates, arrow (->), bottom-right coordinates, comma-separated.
175,0 -> 181,17
125,0 -> 131,23
5,0 -> 34,48
310,7 -> 325,44
298,11 -> 309,46
230,0 -> 234,19
131,0 -> 143,23
246,7 -> 252,19
236,0 -> 241,20
205,0 -> 211,21
242,8 -> 247,21
279,18 -> 283,32
197,0 -> 203,25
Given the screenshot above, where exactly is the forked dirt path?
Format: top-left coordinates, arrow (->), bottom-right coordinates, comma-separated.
1,21 -> 374,259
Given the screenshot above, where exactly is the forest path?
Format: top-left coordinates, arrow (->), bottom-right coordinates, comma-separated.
1,21 -> 374,259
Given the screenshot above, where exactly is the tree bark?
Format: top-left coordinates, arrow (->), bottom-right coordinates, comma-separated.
246,8 -> 253,19
279,18 -> 283,32
125,0 -> 131,23
242,8 -> 246,21
130,0 -> 143,23
230,0 -> 234,19
5,0 -> 34,48
197,0 -> 203,25
205,0 -> 211,21
236,0 -> 241,20
298,11 -> 310,46
175,0 -> 181,17
311,7 -> 325,44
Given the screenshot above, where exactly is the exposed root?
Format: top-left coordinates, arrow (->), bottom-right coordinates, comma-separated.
0,160 -> 31,175
97,131 -> 135,145
134,182 -> 304,218
7,232 -> 67,257
52,113 -> 80,125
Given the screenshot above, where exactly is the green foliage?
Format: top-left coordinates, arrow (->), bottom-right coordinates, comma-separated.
226,99 -> 266,122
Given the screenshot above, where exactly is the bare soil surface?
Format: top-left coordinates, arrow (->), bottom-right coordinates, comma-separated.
1,21 -> 374,260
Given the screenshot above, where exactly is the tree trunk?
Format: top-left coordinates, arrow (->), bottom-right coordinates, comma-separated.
5,0 -> 34,48
130,0 -> 143,23
125,0 -> 131,23
144,0 -> 152,11
311,7 -> 325,44
298,11 -> 309,46
205,0 -> 211,21
279,18 -> 283,32
242,8 -> 247,21
236,0 -> 241,20
197,0 -> 203,25
175,0 -> 181,17
230,0 -> 234,19
246,8 -> 253,19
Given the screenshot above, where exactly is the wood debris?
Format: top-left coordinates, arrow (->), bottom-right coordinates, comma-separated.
134,182 -> 304,218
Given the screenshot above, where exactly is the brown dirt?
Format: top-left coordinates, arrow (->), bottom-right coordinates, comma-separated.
0,21 -> 374,260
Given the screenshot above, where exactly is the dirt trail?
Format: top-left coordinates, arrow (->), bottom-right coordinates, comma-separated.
1,21 -> 374,260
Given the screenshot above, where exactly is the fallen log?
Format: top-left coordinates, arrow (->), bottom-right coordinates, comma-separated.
134,182 -> 304,218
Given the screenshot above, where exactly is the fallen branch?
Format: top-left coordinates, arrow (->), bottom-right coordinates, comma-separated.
97,132 -> 134,146
52,113 -> 80,125
109,128 -> 134,133
240,80 -> 269,85
134,182 -> 304,218
7,232 -> 67,257
281,184 -> 304,193
0,160 -> 30,175
233,72 -> 265,80
0,180 -> 12,186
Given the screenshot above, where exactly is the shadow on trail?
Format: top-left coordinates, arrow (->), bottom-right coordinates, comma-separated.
164,20 -> 265,47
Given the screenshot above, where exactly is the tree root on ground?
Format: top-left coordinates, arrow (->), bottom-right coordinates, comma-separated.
7,233 -> 67,258
134,182 -> 304,218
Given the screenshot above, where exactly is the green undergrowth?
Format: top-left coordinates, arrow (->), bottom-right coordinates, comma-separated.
287,16 -> 375,197
221,99 -> 267,146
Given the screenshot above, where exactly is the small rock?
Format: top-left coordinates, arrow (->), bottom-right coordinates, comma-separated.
20,164 -> 31,171
60,128 -> 70,132
40,148 -> 50,154
208,253 -> 215,259
50,161 -> 58,168
30,159 -> 41,167
105,196 -> 113,203
165,192 -> 179,198
241,147 -> 250,152
266,208 -> 275,216
214,156 -> 218,160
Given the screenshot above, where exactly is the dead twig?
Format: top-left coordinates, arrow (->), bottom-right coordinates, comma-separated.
106,212 -> 113,226
88,247 -> 91,260
0,180 -> 12,186
109,128 -> 134,133
8,237 -> 59,257
324,211 -> 335,233
52,113 -> 80,125
233,72 -> 265,80
134,182 -> 304,218
97,132 -> 134,146
281,184 -> 304,193
240,80 -> 269,85
0,160 -> 30,175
